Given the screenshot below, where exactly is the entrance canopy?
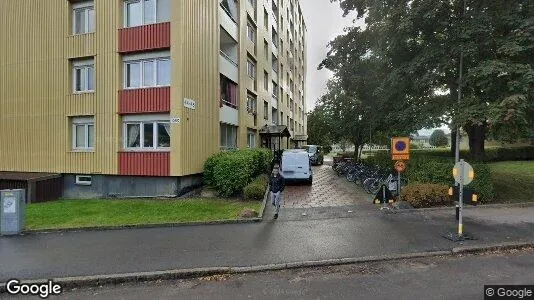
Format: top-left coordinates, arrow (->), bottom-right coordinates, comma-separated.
259,125 -> 291,160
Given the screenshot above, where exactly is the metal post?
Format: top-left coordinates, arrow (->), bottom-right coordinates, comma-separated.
458,160 -> 464,236
397,171 -> 401,201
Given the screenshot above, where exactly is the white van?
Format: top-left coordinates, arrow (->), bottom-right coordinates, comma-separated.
280,150 -> 313,185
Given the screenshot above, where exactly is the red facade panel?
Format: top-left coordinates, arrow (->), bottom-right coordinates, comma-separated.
118,152 -> 170,176
118,22 -> 171,53
118,87 -> 171,114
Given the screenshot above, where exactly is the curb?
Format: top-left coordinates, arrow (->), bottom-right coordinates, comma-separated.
2,242 -> 533,292
23,217 -> 264,235
389,202 -> 534,214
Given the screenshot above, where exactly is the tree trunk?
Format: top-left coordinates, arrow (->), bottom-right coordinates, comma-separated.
466,123 -> 486,161
450,129 -> 457,157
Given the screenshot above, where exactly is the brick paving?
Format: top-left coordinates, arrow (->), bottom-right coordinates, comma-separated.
282,165 -> 371,208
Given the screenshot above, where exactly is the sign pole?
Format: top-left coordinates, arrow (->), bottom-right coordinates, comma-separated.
397,171 -> 401,201
458,160 -> 464,236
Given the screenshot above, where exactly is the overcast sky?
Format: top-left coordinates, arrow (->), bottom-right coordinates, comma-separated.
300,1 -> 361,112
299,1 -> 449,135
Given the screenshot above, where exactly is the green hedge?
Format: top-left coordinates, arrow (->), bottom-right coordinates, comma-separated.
364,152 -> 495,202
244,174 -> 269,200
204,149 -> 273,197
411,146 -> 534,162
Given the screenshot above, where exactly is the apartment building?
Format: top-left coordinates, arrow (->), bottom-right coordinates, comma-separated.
0,0 -> 307,198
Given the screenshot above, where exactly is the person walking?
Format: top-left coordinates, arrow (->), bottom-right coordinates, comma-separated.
269,164 -> 285,220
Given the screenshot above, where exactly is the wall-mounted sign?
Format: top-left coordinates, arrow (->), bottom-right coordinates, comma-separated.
170,117 -> 181,124
184,98 -> 197,110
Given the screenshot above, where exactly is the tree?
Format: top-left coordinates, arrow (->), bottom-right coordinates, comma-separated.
429,130 -> 449,147
326,0 -> 534,160
307,105 -> 332,148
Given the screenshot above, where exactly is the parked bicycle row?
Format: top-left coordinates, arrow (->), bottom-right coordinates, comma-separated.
332,158 -> 408,195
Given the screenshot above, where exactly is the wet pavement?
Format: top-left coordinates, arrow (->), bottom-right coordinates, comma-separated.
55,249 -> 534,300
281,165 -> 372,209
1,205 -> 534,282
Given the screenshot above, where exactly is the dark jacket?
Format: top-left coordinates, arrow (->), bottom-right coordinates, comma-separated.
269,174 -> 285,193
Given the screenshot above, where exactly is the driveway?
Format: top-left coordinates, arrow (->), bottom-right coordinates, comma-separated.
282,164 -> 372,209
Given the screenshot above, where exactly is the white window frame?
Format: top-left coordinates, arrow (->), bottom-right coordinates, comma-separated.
123,51 -> 171,89
75,175 -> 93,186
220,123 -> 238,150
72,1 -> 95,35
72,116 -> 95,151
123,0 -> 170,28
122,114 -> 171,151
247,59 -> 256,79
247,22 -> 256,43
247,130 -> 256,148
72,59 -> 95,93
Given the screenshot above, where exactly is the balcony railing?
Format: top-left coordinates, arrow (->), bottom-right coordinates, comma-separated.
220,2 -> 238,24
221,98 -> 238,109
219,50 -> 238,67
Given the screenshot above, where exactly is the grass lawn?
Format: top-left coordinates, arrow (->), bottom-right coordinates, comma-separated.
25,198 -> 263,230
489,161 -> 534,203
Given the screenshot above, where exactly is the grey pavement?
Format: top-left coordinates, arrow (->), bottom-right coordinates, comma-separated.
31,249 -> 534,299
1,204 -> 534,283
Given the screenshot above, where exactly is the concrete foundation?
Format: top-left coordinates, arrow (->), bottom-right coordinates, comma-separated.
62,174 -> 203,199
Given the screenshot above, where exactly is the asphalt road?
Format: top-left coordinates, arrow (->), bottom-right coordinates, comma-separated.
27,248 -> 534,300
1,206 -> 534,282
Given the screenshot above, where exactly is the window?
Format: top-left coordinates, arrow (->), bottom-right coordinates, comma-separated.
272,54 -> 278,73
272,81 -> 278,98
280,112 -> 284,125
247,130 -> 256,148
75,175 -> 92,186
264,40 -> 269,60
124,0 -> 170,28
123,53 -> 170,88
123,116 -> 170,150
264,8 -> 268,28
220,123 -> 238,150
272,27 -> 278,47
73,2 -> 95,35
247,58 -> 256,78
72,117 -> 95,150
264,71 -> 269,90
247,21 -> 256,43
221,0 -> 238,23
220,75 -> 238,108
247,93 -> 257,114
72,59 -> 95,93
263,101 -> 269,120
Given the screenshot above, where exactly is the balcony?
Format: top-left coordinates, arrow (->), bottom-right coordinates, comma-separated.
271,95 -> 278,110
220,28 -> 239,83
219,1 -> 238,41
118,152 -> 170,176
118,22 -> 170,53
118,87 -> 170,114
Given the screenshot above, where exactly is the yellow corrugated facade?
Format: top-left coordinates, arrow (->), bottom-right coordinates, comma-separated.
0,0 -> 307,177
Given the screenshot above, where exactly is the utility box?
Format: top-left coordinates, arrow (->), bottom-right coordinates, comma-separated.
1,189 -> 26,235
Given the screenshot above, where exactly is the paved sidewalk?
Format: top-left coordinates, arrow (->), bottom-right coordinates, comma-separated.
1,205 -> 534,282
282,165 -> 372,208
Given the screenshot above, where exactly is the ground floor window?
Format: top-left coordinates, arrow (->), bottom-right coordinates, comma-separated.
220,123 -> 238,150
247,129 -> 256,148
123,115 -> 170,150
72,116 -> 95,150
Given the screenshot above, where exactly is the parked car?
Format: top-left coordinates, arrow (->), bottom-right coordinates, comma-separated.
280,150 -> 313,185
302,145 -> 324,165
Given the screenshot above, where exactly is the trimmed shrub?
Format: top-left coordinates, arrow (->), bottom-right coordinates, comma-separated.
401,184 -> 451,208
203,152 -> 230,187
244,174 -> 269,201
204,149 -> 273,197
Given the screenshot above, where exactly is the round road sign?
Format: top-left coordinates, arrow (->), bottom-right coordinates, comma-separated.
453,160 -> 475,185
395,161 -> 406,173
395,141 -> 407,152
